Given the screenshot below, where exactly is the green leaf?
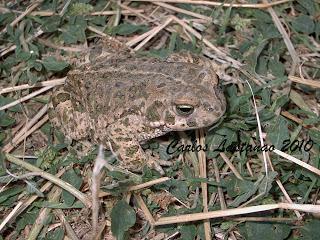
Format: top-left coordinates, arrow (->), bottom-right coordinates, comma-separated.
169,180 -> 189,201
33,201 -> 84,209
290,90 -> 313,113
179,224 -> 197,240
46,227 -> 64,240
270,94 -> 289,111
61,169 -> 83,206
266,116 -> 289,149
223,176 -> 255,198
0,186 -> 24,204
0,111 -> 15,127
0,96 -> 22,112
111,23 -> 148,36
300,220 -> 320,240
268,59 -> 285,77
62,16 -> 87,44
42,56 -> 69,72
297,0 -> 318,16
0,132 -> 6,143
206,127 -> 238,158
292,15 -> 315,34
41,15 -> 61,32
240,222 -> 291,240
111,200 -> 136,240
16,208 -> 39,232
227,176 -> 263,207
247,39 -> 269,72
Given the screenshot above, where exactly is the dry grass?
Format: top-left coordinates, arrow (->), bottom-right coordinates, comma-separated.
0,0 -> 319,239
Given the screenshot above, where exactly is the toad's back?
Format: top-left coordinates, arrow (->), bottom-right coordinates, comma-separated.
64,55 -> 223,124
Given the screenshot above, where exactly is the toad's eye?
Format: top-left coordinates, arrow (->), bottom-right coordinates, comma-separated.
175,104 -> 194,116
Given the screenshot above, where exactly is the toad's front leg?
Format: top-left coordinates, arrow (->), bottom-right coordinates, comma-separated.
104,115 -> 170,175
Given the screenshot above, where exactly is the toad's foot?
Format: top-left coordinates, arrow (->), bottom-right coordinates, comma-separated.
145,151 -> 172,175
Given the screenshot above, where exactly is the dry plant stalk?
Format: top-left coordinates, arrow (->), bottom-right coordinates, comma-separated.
0,77 -> 66,95
197,128 -> 211,239
131,0 -> 291,9
155,203 -> 320,226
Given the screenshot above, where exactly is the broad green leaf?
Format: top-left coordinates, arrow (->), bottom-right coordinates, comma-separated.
0,111 -> 15,127
223,175 -> 255,198
268,59 -> 285,77
111,23 -> 148,36
169,179 -> 189,201
33,201 -> 84,209
300,220 -> 320,240
246,39 -> 269,72
290,90 -> 313,113
61,169 -> 83,206
42,56 -> 69,72
292,15 -> 315,34
16,208 -> 39,232
111,200 -> 136,240
240,222 -> 291,240
228,176 -> 263,207
62,16 -> 87,44
297,0 -> 318,16
0,96 -> 22,112
41,15 -> 61,32
46,227 -> 64,240
0,186 -> 24,204
267,116 -> 289,149
0,132 -> 5,143
179,224 -> 197,240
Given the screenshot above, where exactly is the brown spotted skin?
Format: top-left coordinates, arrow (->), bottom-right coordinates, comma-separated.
49,46 -> 226,172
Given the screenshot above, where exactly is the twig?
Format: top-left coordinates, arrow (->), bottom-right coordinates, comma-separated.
212,158 -> 227,210
197,128 -> 211,239
37,39 -> 86,52
289,75 -> 320,88
131,0 -> 292,9
219,153 -> 243,180
99,177 -> 170,197
134,17 -> 174,51
55,209 -> 80,240
87,25 -> 107,37
3,106 -> 49,153
273,149 -> 320,176
134,194 -> 156,225
155,203 -> 320,225
27,187 -> 61,239
0,77 -> 66,95
0,202 -> 23,232
0,86 -> 53,111
91,9 -> 144,15
153,2 -> 211,21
